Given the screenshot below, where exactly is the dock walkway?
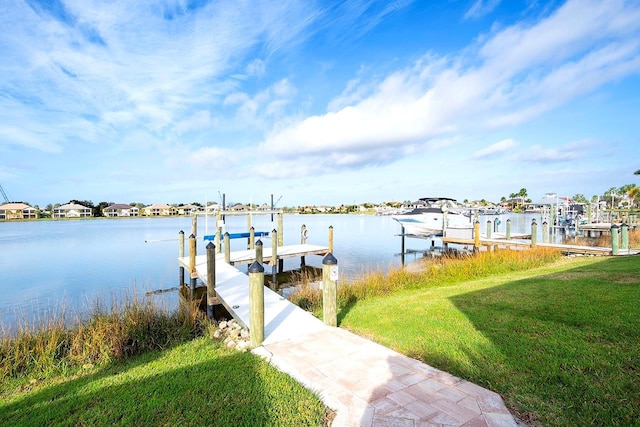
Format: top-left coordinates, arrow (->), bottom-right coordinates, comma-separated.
178,247 -> 517,426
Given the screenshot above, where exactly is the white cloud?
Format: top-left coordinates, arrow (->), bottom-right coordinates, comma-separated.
246,59 -> 266,77
515,140 -> 596,163
473,138 -> 517,159
257,0 -> 640,177
464,0 -> 501,20
223,78 -> 297,126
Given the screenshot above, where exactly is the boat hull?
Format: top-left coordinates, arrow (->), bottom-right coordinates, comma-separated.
392,212 -> 470,237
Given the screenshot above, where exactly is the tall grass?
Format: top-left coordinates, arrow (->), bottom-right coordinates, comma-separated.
1,296 -> 210,382
572,226 -> 640,248
289,247 -> 562,314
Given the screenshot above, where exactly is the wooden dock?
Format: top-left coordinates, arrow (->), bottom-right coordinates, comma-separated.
177,244 -> 329,344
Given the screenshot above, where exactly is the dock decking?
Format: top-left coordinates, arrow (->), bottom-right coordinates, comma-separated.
177,244 -> 329,344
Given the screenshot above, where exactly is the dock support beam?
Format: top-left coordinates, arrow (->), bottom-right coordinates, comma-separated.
322,253 -> 338,327
248,261 -> 265,348
277,213 -> 284,246
400,225 -> 405,266
474,221 -> 480,252
611,224 -> 619,255
189,233 -> 197,297
206,242 -> 218,321
271,229 -> 278,290
506,219 -> 511,240
215,211 -> 222,253
255,239 -> 263,264
300,225 -> 307,267
621,223 -> 629,254
531,219 -> 537,248
178,230 -> 185,286
224,232 -> 231,264
328,225 -> 334,254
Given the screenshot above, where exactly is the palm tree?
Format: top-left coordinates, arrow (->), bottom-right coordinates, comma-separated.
628,187 -> 640,210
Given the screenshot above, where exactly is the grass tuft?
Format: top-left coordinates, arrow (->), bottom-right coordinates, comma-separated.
1,296 -> 209,382
289,247 -> 562,315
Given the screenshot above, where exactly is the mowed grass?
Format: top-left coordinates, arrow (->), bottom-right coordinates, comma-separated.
336,255 -> 640,425
0,337 -> 329,426
0,297 -> 330,426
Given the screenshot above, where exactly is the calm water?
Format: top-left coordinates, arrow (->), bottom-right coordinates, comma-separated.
0,213 -> 543,329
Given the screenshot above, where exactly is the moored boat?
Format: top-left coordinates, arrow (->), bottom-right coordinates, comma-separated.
392,197 -> 471,237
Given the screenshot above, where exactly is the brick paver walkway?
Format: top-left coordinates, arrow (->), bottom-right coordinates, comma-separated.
255,326 -> 517,426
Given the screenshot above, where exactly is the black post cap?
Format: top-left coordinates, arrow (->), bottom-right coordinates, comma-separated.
323,253 -> 338,265
248,260 -> 264,273
256,239 -> 263,246
206,242 -> 215,250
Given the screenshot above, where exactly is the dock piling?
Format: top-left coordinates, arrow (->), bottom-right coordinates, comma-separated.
248,261 -> 265,348
224,232 -> 231,264
542,221 -> 549,243
400,225 -> 405,266
271,229 -> 278,290
531,219 -> 537,248
486,220 -> 492,239
277,213 -> 284,247
300,224 -> 307,267
328,226 -> 334,254
191,214 -> 197,237
621,223 -> 629,254
255,239 -> 263,264
506,219 -> 511,240
474,221 -> 480,252
178,230 -> 185,286
189,233 -> 197,295
206,242 -> 217,320
322,253 -> 338,327
611,224 -> 619,255
249,226 -> 255,250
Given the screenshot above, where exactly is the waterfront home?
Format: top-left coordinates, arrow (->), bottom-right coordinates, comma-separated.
177,204 -> 200,215
141,203 -> 177,216
526,193 -> 570,214
206,203 -> 221,213
0,202 -> 37,220
103,203 -> 140,217
53,203 -> 92,218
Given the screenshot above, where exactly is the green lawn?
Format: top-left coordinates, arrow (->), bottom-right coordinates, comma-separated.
0,337 -> 329,426
339,256 -> 640,426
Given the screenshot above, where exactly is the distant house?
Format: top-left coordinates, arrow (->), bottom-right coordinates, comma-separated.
230,203 -> 248,212
206,203 -> 221,213
103,203 -> 139,217
0,202 -> 37,220
53,203 -> 92,218
177,204 -> 200,216
142,203 -> 177,217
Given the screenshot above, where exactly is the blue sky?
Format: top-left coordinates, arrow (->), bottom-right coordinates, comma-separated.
1,0 -> 639,207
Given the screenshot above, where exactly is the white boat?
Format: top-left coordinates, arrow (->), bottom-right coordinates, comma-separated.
392,197 -> 471,237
